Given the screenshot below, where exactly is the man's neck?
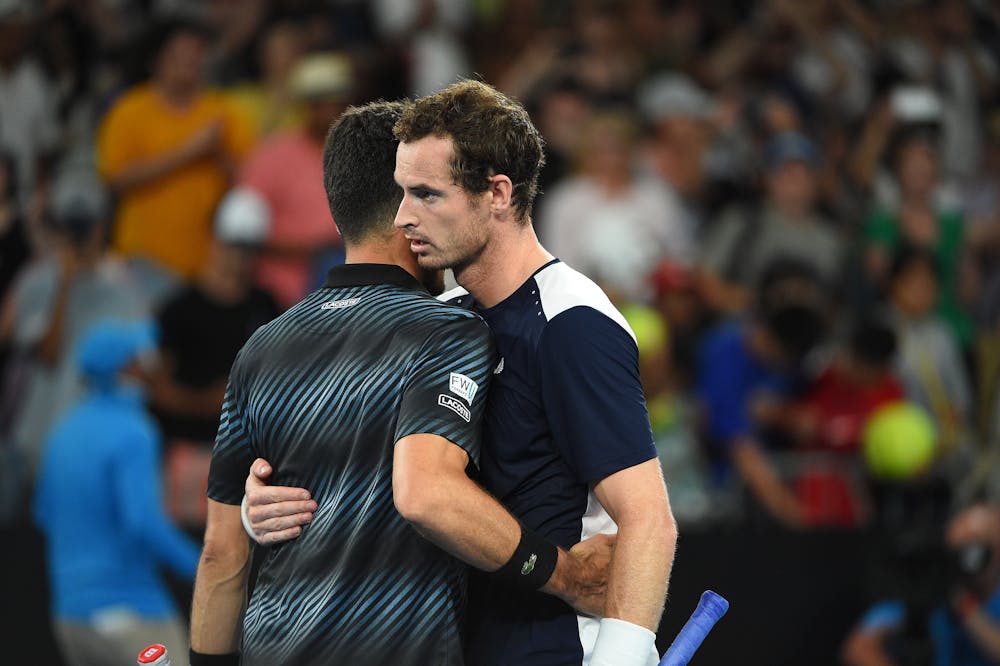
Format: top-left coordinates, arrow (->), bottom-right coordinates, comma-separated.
344,240 -> 422,283
155,80 -> 198,108
456,222 -> 552,309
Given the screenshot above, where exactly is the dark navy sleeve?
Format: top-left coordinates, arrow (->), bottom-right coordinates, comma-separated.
207,351 -> 252,505
395,314 -> 495,466
538,306 -> 657,484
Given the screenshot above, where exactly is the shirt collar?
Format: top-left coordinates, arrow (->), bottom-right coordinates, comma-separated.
322,263 -> 426,292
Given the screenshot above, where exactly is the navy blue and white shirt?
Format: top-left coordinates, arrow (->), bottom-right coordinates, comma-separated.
447,259 -> 657,666
207,264 -> 495,666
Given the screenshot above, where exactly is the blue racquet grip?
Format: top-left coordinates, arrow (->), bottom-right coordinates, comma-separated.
659,590 -> 729,666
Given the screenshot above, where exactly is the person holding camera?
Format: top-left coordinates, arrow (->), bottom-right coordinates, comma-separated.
0,166 -> 149,521
842,503 -> 1000,666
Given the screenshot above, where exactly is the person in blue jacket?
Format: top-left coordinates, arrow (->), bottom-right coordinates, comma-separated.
34,319 -> 200,666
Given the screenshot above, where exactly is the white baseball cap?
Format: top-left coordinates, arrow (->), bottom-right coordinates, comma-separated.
214,187 -> 270,245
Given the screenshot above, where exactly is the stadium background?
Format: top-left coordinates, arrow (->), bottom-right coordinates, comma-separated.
1,0 -> 1000,664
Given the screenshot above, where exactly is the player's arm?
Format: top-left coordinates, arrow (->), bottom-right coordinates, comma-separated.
393,432 -> 613,614
592,459 -> 676,629
538,306 -> 676,665
190,499 -> 252,660
191,357 -> 253,664
588,460 -> 676,666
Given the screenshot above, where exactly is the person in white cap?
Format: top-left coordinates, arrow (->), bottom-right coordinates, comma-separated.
151,186 -> 279,538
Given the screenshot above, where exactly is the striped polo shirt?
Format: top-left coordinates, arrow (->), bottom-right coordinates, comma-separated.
207,263 -> 495,666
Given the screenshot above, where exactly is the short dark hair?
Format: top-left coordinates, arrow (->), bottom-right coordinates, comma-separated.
323,100 -> 409,245
394,79 -> 545,223
849,315 -> 898,368
888,241 -> 940,284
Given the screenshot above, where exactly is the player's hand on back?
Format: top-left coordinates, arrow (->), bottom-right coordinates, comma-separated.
545,533 -> 616,617
244,458 -> 317,545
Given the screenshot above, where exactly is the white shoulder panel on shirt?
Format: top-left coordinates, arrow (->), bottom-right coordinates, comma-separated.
534,262 -> 636,343
437,286 -> 469,303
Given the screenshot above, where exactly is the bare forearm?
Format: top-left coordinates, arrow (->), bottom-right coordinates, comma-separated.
604,514 -> 676,630
190,544 -> 251,653
401,473 -> 520,572
108,146 -> 199,194
191,501 -> 252,654
732,439 -> 803,526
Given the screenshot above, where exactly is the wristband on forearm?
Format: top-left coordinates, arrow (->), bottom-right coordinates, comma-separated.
189,648 -> 240,666
589,617 -> 658,666
493,524 -> 559,590
240,495 -> 258,543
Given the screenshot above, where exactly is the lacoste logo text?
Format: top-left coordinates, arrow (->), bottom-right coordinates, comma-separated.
438,394 -> 471,422
320,298 -> 361,310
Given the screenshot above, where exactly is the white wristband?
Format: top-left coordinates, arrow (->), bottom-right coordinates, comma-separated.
240,495 -> 259,543
589,617 -> 658,666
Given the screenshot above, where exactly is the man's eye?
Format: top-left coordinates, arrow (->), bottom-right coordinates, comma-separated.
414,190 -> 436,201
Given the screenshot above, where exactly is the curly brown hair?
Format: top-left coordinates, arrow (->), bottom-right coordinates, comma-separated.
394,80 -> 545,223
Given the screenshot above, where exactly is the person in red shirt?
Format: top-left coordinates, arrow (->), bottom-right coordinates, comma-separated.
785,316 -> 905,526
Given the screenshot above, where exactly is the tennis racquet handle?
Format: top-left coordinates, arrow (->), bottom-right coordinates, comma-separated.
659,590 -> 729,666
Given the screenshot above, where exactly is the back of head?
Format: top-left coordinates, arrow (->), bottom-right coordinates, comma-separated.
323,100 -> 409,245
756,257 -> 827,362
849,314 -> 898,369
47,165 -> 108,246
394,79 -> 546,222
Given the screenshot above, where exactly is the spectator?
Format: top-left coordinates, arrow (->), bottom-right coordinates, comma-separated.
0,166 -> 149,513
638,73 -> 716,230
864,129 -> 973,346
97,16 -> 254,281
152,186 -> 279,531
696,259 -> 826,528
0,2 -> 60,212
884,243 -> 972,468
33,318 -> 200,666
224,18 -> 304,139
539,111 -> 694,303
842,503 -> 1000,666
697,131 -> 846,316
240,52 -> 353,309
372,0 -> 471,97
784,315 -> 905,527
0,151 -> 31,308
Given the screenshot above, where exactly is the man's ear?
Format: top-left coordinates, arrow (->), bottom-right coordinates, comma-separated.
487,174 -> 514,216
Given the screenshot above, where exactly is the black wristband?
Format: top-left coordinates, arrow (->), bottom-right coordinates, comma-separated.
189,649 -> 240,666
494,524 -> 559,590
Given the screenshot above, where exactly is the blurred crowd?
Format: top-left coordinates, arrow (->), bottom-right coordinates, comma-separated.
2,0 -> 1000,663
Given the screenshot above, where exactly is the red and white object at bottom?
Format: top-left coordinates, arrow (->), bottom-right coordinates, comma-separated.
137,643 -> 172,665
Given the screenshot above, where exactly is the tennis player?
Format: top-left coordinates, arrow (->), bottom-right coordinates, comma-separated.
188,101 -> 613,666
246,81 -> 678,666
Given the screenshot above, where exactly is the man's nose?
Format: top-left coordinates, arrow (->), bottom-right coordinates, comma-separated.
393,195 -> 415,229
